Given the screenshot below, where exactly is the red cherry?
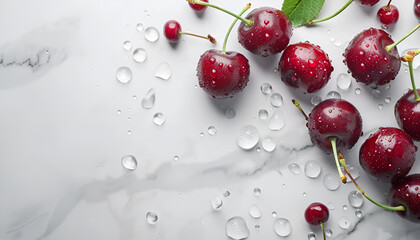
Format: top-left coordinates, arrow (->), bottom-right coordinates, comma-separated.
344,28 -> 401,88
304,202 -> 329,225
377,5 -> 399,27
395,90 -> 420,141
189,0 -> 208,12
163,20 -> 182,42
355,0 -> 380,6
278,42 -> 333,94
389,174 -> 420,223
196,50 -> 250,98
415,0 -> 420,18
359,127 -> 417,183
238,7 -> 292,57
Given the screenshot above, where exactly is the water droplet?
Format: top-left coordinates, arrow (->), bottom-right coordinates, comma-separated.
117,110 -> 122,115
144,26 -> 160,42
268,110 -> 285,131
372,89 -> 381,98
270,93 -> 283,107
260,82 -> 272,95
348,190 -> 364,208
258,109 -> 268,120
305,160 -> 322,179
323,174 -> 340,191
402,49 -> 420,69
308,232 -> 316,240
355,209 -> 362,218
346,165 -> 361,183
384,96 -> 391,104
273,218 -> 292,237
249,205 -> 262,219
146,212 -> 158,224
141,88 -> 155,109
326,229 -> 333,237
326,91 -> 341,99
311,96 -> 322,106
211,196 -> 223,210
121,155 -> 137,170
338,216 -> 351,229
123,41 -> 132,51
272,211 -> 277,218
343,205 -> 348,211
288,163 -> 300,175
133,48 -> 147,63
155,62 -> 172,80
225,108 -> 236,119
254,188 -> 261,196
225,217 -> 250,240
153,113 -> 165,126
355,88 -> 362,95
208,126 -> 217,135
378,104 -> 384,110
116,66 -> 132,84
223,190 -> 231,197
136,23 -> 144,31
337,73 -> 352,90
330,37 -> 336,42
334,41 -> 342,47
236,125 -> 259,150
327,202 -> 335,210
174,155 -> 179,161
261,137 -> 276,152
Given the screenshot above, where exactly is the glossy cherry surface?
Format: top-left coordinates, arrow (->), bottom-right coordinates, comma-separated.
188,0 -> 208,11
415,0 -> 420,18
304,202 -> 329,225
196,50 -> 250,98
344,28 -> 401,88
163,20 -> 182,42
355,0 -> 380,6
389,174 -> 420,223
279,42 -> 333,94
238,7 -> 292,57
307,99 -> 363,154
359,127 -> 417,183
377,5 -> 399,27
395,90 -> 420,141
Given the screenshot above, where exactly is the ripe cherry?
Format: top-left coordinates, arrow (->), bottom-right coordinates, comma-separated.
395,90 -> 420,141
279,42 -> 333,94
355,0 -> 380,6
359,127 -> 417,183
415,0 -> 420,18
188,0 -> 208,12
305,202 -> 329,239
377,3 -> 399,28
389,174 -> 420,223
163,20 -> 216,44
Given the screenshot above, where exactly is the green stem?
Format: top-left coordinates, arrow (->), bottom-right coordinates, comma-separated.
386,24 -> 420,52
309,0 -> 354,24
319,221 -> 326,240
291,99 -> 309,121
222,4 -> 250,53
188,0 -> 252,26
408,61 -> 420,101
328,137 -> 347,183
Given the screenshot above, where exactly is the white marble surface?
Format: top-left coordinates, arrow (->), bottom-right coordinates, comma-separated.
1,0 -> 419,239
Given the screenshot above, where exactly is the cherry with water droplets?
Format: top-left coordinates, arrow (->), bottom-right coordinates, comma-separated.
389,174 -> 420,223
377,4 -> 399,27
395,90 -> 420,141
189,0 -> 208,12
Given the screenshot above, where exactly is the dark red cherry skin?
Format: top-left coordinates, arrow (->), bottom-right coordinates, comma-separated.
196,50 -> 250,98
238,7 -> 292,57
359,127 -> 417,183
307,99 -> 363,154
279,42 -> 333,94
389,174 -> 420,223
415,0 -> 420,18
163,20 -> 181,42
355,0 -> 380,6
304,202 -> 329,225
377,5 -> 399,27
344,28 -> 401,88
395,90 -> 420,141
189,0 -> 208,12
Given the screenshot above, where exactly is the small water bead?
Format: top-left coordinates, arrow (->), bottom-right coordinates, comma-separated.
372,89 -> 381,98
117,110 -> 122,115
268,111 -> 285,131
200,132 -> 204,137
334,41 -> 342,47
325,229 -> 333,237
225,217 -> 250,240
402,48 -> 420,69
121,155 -> 137,170
272,211 -> 277,218
262,137 -> 276,152
225,108 -> 236,119
144,26 -> 160,42
249,205 -> 262,219
208,126 -> 217,135
116,66 -> 132,84
323,174 -> 340,191
326,91 -> 341,99
355,209 -> 363,218
211,196 -> 223,210
327,202 -> 335,210
174,155 -> 179,161
348,190 -> 364,208
273,218 -> 292,237
342,205 -> 348,211
288,163 -> 301,175
223,190 -> 231,197
133,48 -> 147,63
153,113 -> 165,126
256,147 -> 261,153
260,82 -> 273,95
127,130 -> 132,135
337,73 -> 352,90
270,93 -> 283,107
236,125 -> 260,150
123,41 -> 132,51
338,217 -> 351,230
254,188 -> 261,196
378,104 -> 384,110
136,23 -> 144,31
329,37 -> 336,42
155,62 -> 172,80
308,232 -> 316,240
311,95 -> 322,106
141,88 -> 156,109
384,96 -> 391,104
146,212 -> 158,224
258,109 -> 268,120
355,88 -> 362,95
304,160 -> 322,179
303,192 -> 307,197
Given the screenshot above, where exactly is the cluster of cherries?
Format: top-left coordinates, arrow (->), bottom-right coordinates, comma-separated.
162,0 -> 420,238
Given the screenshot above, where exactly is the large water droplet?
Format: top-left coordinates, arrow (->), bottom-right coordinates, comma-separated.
141,88 -> 156,109
338,216 -> 351,229
402,48 -> 420,69
262,137 -> 276,152
348,190 -> 364,208
304,160 -> 321,179
146,212 -> 158,224
225,217 -> 250,240
270,93 -> 283,107
144,26 -> 160,42
249,205 -> 262,219
326,91 -> 341,99
384,96 -> 391,104
136,23 -> 144,31
155,62 -> 172,80
208,126 -> 217,135
116,66 -> 132,84
355,209 -> 363,218
236,125 -> 259,150
153,113 -> 165,126
308,232 -> 316,240
337,73 -> 352,90
121,155 -> 137,170
288,163 -> 300,175
268,110 -> 285,131
260,82 -> 272,95
133,48 -> 147,63
225,108 -> 236,119
258,109 -> 268,120
323,174 -> 340,191
325,229 -> 333,237
273,218 -> 292,237
123,41 -> 132,51
211,196 -> 223,210
311,95 -> 322,106
346,165 -> 361,183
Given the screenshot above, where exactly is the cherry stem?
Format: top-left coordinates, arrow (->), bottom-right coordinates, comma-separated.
385,24 -> 420,52
179,32 -> 216,44
329,137 -> 347,183
187,0 -> 253,26
338,151 -> 406,212
408,61 -> 420,101
386,0 -> 392,8
319,221 -> 326,240
308,0 -> 354,25
291,99 -> 309,121
222,3 -> 251,53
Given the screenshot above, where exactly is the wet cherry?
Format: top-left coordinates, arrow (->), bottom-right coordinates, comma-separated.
305,202 -> 329,225
189,0 -> 208,12
389,174 -> 420,223
377,4 -> 399,27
